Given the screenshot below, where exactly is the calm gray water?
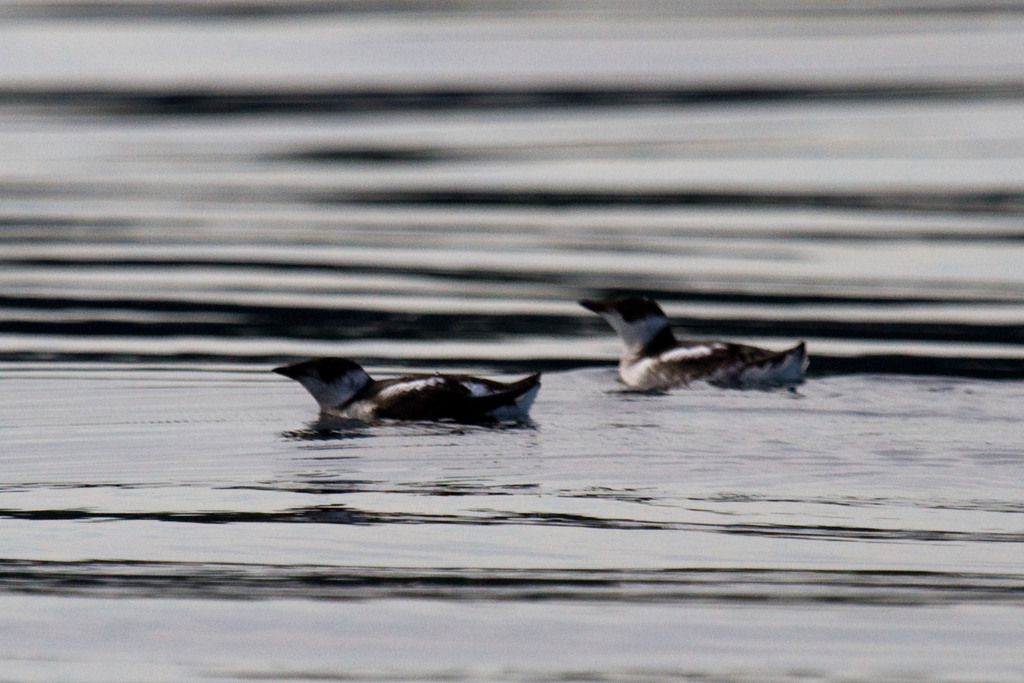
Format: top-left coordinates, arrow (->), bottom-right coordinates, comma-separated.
2,2 -> 1024,681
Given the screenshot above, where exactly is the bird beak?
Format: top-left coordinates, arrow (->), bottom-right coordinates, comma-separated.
272,364 -> 301,379
578,299 -> 608,314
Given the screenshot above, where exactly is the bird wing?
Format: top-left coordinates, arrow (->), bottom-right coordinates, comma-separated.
370,373 -> 541,421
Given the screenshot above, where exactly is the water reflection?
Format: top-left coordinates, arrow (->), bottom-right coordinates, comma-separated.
280,415 -> 538,441
2,559 -> 1022,606
2,83 -> 1024,377
280,416 -> 372,442
2,498 -> 1020,544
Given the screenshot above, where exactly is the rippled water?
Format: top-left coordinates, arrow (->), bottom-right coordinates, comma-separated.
2,2 -> 1024,681
3,366 -> 1024,680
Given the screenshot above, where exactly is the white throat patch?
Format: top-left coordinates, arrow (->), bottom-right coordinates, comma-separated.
298,369 -> 370,410
603,312 -> 670,352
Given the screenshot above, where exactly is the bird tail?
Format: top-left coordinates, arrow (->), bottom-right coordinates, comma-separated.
468,373 -> 542,419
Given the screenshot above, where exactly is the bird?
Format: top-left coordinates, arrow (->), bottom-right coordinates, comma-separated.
579,296 -> 808,390
273,357 -> 540,422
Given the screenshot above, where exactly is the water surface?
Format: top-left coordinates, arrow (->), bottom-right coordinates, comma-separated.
1,2 -> 1023,681
2,365 -> 1023,680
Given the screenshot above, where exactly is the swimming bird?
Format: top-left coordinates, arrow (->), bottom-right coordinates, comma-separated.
273,357 -> 540,422
579,296 -> 808,390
